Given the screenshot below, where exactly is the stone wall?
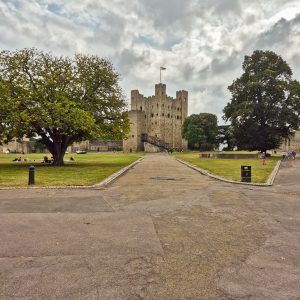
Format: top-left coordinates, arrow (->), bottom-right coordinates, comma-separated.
1,138 -> 30,153
123,110 -> 146,152
144,142 -> 161,153
200,153 -> 260,159
281,131 -> 300,151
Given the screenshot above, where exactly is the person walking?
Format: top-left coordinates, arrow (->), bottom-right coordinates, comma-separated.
281,150 -> 287,161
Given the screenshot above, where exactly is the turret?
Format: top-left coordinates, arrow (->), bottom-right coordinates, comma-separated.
131,90 -> 145,111
155,83 -> 166,101
176,90 -> 188,120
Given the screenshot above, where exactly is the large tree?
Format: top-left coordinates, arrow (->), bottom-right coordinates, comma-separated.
224,50 -> 300,152
0,48 -> 129,165
182,113 -> 218,151
217,125 -> 237,151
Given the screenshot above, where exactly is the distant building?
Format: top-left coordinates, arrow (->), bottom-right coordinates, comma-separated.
1,138 -> 123,153
281,130 -> 300,152
123,83 -> 188,152
69,140 -> 122,152
0,138 -> 30,154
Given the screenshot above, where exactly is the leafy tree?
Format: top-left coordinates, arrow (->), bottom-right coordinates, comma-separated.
224,50 -> 300,153
217,125 -> 237,151
0,48 -> 129,165
182,113 -> 218,151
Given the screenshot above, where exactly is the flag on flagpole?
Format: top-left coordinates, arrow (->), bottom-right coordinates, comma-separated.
160,66 -> 166,70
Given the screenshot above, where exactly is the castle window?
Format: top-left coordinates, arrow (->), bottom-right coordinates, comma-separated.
140,106 -> 142,111
145,115 -> 147,118
167,114 -> 170,118
151,113 -> 154,117
168,106 -> 170,109
155,121 -> 157,124
177,116 -> 179,119
162,104 -> 164,107
162,113 -> 164,116
132,135 -> 135,138
156,113 -> 158,116
157,103 -> 158,108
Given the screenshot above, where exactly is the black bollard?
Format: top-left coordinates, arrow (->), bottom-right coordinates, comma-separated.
28,165 -> 35,185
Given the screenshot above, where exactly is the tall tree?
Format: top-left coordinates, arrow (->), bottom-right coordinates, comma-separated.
224,50 -> 300,152
0,48 -> 129,165
217,125 -> 237,151
182,113 -> 218,151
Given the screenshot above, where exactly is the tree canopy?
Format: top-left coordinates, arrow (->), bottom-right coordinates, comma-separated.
217,125 -> 237,151
223,50 -> 300,152
182,113 -> 218,151
0,48 -> 129,165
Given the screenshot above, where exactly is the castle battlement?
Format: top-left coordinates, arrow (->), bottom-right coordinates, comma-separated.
123,84 -> 188,152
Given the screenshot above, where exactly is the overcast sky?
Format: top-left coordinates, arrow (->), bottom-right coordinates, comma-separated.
1,0 -> 300,122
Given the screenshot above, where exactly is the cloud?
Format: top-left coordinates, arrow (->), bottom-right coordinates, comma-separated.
0,0 -> 300,124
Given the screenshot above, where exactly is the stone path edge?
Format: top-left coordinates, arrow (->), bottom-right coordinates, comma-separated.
0,157 -> 145,190
92,157 -> 145,188
175,158 -> 281,187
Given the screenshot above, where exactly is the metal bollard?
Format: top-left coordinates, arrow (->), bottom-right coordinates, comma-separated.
28,165 -> 35,185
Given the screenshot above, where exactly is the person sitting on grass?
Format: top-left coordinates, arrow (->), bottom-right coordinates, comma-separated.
42,156 -> 52,164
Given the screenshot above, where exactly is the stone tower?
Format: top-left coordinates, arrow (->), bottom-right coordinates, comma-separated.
123,83 -> 188,152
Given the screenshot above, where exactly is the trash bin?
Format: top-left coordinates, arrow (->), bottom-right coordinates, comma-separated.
241,166 -> 251,182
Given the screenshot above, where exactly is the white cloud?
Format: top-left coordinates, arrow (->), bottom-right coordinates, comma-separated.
1,0 -> 300,124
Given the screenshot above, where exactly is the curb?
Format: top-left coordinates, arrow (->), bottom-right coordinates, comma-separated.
92,157 -> 144,188
266,160 -> 281,185
175,158 -> 281,187
0,157 -> 145,190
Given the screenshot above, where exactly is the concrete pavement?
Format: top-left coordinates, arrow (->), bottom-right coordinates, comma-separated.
0,154 -> 300,299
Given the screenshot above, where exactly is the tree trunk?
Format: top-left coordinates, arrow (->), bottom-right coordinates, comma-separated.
38,131 -> 71,167
48,140 -> 69,166
52,151 -> 65,166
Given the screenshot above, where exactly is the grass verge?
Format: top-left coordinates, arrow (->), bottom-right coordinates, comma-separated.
0,152 -> 143,187
173,152 -> 279,183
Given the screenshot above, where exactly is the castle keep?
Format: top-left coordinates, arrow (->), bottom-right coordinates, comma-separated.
123,83 -> 188,152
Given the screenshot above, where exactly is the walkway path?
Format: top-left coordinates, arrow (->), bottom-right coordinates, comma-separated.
0,154 -> 299,299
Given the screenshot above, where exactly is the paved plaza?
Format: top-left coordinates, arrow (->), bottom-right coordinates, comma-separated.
0,154 -> 300,299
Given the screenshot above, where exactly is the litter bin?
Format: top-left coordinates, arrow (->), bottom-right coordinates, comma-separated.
241,166 -> 251,182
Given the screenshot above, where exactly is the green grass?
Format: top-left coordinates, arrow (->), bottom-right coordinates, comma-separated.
173,152 -> 279,183
0,152 -> 143,187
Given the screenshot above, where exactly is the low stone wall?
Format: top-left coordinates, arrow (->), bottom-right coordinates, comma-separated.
199,153 -> 260,159
144,142 -> 161,153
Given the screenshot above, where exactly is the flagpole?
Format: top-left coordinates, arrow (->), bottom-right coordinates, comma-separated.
160,67 -> 166,83
160,68 -> 161,83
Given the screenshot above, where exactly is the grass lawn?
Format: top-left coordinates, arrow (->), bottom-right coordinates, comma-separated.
0,152 -> 143,187
173,152 -> 279,183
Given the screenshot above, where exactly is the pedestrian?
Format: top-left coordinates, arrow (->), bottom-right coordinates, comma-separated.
288,150 -> 294,159
281,150 -> 287,161
292,151 -> 296,160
